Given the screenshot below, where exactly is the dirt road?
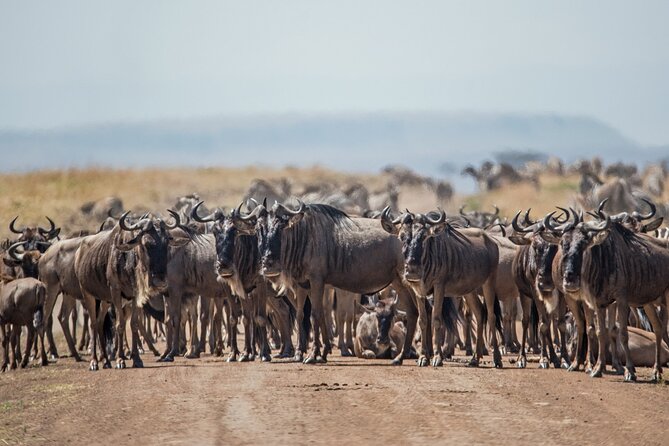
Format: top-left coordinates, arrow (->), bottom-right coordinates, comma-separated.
1,347 -> 668,445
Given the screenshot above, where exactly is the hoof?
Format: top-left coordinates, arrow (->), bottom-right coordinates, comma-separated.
260,355 -> 272,363
102,360 -> 112,369
613,366 -> 625,376
185,353 -> 200,359
516,357 -> 527,369
560,359 -> 571,370
303,354 -> 317,365
238,354 -> 251,363
493,352 -> 503,369
391,357 -> 403,366
293,352 -> 304,363
465,348 -> 473,357
624,371 -> 637,382
226,354 -> 238,363
132,358 -> 144,368
49,354 -> 58,361
590,369 -> 603,378
431,356 -> 443,367
340,348 -> 353,357
567,364 -> 579,372
539,361 -> 549,370
651,371 -> 662,383
417,356 -> 429,367
89,361 -> 99,371
116,359 -> 126,369
467,357 -> 479,368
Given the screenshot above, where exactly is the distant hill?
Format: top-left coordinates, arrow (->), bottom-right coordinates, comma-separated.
2,112 -> 665,190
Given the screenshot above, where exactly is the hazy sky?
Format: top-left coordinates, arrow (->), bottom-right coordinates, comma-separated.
1,1 -> 668,144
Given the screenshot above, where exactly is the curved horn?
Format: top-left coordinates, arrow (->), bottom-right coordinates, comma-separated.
9,216 -> 24,234
284,200 -> 305,216
425,208 -> 446,225
632,198 -> 656,221
381,206 -> 402,226
119,211 -> 142,231
165,210 -> 182,229
512,211 -> 532,233
235,201 -> 259,222
587,214 -> 611,233
191,201 -> 218,223
543,212 -> 561,233
523,208 -> 534,226
492,205 -> 499,216
596,198 -> 609,218
37,216 -> 57,237
8,241 -> 26,261
459,205 -> 467,216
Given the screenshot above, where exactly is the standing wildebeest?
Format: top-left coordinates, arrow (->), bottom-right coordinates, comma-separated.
191,201 -> 293,361
0,277 -> 48,371
8,216 -> 61,249
509,210 -> 569,369
117,212 -> 228,363
234,201 -> 421,365
381,208 -> 502,368
542,208 -> 669,381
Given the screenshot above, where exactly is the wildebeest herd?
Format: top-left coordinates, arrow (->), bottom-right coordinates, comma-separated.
2,159 -> 669,386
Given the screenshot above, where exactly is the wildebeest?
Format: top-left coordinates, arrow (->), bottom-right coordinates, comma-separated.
354,296 -> 407,359
0,277 -> 48,371
543,208 -> 669,381
381,208 -> 502,368
8,216 -> 61,250
233,201 -> 421,366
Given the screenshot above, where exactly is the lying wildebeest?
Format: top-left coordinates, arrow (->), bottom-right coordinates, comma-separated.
0,277 -> 48,371
354,296 -> 407,359
381,208 -> 502,368
543,207 -> 669,381
233,201 -> 421,365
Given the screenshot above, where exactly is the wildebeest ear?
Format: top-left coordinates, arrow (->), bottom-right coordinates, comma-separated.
539,231 -> 561,245
355,302 -> 374,314
394,309 -> 408,323
168,235 -> 191,247
2,258 -> 19,267
114,233 -> 143,252
641,217 -> 663,233
380,219 -> 399,235
286,213 -> 304,228
508,234 -> 531,246
427,223 -> 447,237
590,230 -> 610,246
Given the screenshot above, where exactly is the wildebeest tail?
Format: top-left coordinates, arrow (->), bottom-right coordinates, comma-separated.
33,285 -> 46,329
441,296 -> 460,335
530,298 -> 539,342
481,296 -> 503,335
143,301 -> 165,323
281,295 -> 296,330
300,296 -> 312,349
103,307 -> 115,348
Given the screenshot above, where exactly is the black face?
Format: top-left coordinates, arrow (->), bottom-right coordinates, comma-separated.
533,238 -> 558,293
559,230 -> 592,293
374,302 -> 397,345
399,217 -> 430,282
260,212 -> 292,277
141,224 -> 171,291
213,219 -> 237,277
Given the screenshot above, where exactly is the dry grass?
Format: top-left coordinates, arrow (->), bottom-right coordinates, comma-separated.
0,166 -> 584,239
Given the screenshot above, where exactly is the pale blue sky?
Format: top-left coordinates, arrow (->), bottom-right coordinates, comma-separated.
1,1 -> 668,144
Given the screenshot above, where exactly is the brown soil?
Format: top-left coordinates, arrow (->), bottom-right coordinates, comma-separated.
1,344 -> 667,445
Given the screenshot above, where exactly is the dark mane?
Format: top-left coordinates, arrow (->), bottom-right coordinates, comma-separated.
281,204 -> 353,279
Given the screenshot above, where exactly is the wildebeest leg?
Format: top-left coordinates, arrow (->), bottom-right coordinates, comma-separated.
129,306 -> 143,368
238,298 -> 255,362
41,285 -> 61,359
305,280 -> 330,364
57,295 -> 82,361
185,299 -> 200,359
210,297 -> 225,356
9,326 -> 19,370
255,287 -> 272,362
516,294 -> 531,368
225,297 -> 240,362
266,296 -> 294,358
585,307 -> 597,373
555,294 -> 570,368
536,302 -> 558,369
565,296 -> 585,371
96,302 -> 113,369
0,325 -> 8,372
81,293 -> 100,371
21,326 -> 36,368
137,312 -> 160,356
462,299 -> 474,356
413,296 -> 431,367
78,306 -> 90,352
617,303 -> 636,382
607,304 -> 624,375
464,293 -> 485,366
294,288 -> 309,362
197,296 -> 210,356
483,277 -> 503,368
431,285 -> 447,367
159,291 -> 182,362
643,302 -> 664,382
110,290 -> 128,370
590,306 -> 607,378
